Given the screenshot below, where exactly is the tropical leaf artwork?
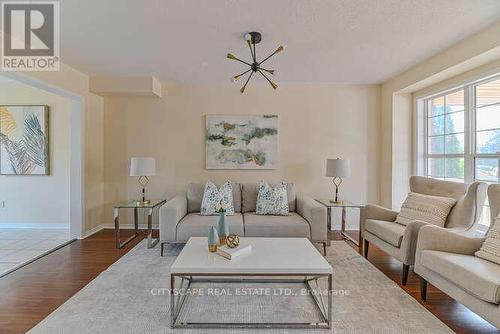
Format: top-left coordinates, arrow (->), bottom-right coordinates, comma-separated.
0,106 -> 49,175
206,115 -> 278,169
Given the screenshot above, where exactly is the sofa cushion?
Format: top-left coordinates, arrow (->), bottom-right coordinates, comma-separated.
242,182 -> 295,213
176,213 -> 244,241
243,212 -> 310,238
256,181 -> 289,215
364,219 -> 405,248
476,215 -> 500,265
396,192 -> 456,227
187,182 -> 241,213
201,181 -> 235,215
421,250 -> 500,304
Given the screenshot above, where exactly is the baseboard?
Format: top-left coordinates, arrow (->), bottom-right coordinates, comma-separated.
80,223 -> 159,239
81,224 -> 106,239
0,223 -> 70,229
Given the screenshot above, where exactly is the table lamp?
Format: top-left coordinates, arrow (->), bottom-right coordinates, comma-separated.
326,158 -> 350,204
130,157 -> 156,205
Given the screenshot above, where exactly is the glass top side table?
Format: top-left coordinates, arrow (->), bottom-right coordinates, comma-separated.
315,199 -> 364,249
113,199 -> 166,249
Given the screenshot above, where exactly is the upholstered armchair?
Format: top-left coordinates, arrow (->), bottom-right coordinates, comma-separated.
414,184 -> 500,329
361,176 -> 487,285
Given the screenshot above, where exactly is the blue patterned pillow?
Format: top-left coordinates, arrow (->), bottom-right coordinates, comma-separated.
256,181 -> 289,215
200,181 -> 235,215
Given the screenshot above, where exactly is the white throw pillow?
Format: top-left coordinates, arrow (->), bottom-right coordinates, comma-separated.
200,181 -> 235,215
475,214 -> 500,265
255,181 -> 289,215
395,192 -> 456,227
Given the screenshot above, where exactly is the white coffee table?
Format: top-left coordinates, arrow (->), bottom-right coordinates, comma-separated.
170,237 -> 333,329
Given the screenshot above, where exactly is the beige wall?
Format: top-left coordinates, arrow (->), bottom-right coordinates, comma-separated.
414,58 -> 500,99
391,93 -> 412,210
103,83 -> 381,224
380,21 -> 500,209
0,83 -> 70,226
19,63 -> 106,233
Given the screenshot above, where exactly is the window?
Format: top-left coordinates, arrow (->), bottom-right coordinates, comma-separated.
426,90 -> 465,183
420,75 -> 500,228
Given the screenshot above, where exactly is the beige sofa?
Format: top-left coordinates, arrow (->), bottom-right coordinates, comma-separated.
415,184 -> 500,329
361,176 -> 487,285
159,182 -> 327,255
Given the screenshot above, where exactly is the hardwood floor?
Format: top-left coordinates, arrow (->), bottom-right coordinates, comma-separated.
0,229 -> 497,333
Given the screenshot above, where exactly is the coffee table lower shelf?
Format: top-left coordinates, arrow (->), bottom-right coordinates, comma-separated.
170,273 -> 333,329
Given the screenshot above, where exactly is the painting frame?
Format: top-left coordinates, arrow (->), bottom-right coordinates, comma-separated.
0,105 -> 50,175
205,114 -> 278,170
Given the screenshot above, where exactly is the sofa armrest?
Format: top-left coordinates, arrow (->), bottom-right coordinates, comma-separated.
416,225 -> 485,256
159,195 -> 187,242
360,204 -> 399,236
296,194 -> 327,242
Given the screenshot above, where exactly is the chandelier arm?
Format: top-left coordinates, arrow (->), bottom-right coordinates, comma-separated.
240,71 -> 254,93
229,55 -> 253,67
258,69 -> 276,88
246,40 -> 255,62
258,50 -> 280,66
234,68 -> 252,79
260,67 -> 274,74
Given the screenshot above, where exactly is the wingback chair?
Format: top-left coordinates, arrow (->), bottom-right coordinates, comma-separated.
361,176 -> 487,285
415,184 -> 500,329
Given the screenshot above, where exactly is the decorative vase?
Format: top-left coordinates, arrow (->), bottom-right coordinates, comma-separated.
208,226 -> 219,252
217,212 -> 229,245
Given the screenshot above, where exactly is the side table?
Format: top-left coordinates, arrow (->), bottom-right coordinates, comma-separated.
113,199 -> 166,249
315,199 -> 364,250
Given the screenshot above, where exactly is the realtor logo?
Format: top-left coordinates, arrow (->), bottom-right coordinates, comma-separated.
1,1 -> 60,71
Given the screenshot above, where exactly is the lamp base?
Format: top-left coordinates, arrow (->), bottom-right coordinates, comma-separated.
329,199 -> 343,204
135,199 -> 151,206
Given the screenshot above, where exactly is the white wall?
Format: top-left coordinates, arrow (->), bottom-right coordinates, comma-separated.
0,83 -> 71,226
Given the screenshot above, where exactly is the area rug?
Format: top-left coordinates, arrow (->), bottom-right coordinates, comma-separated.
28,241 -> 453,333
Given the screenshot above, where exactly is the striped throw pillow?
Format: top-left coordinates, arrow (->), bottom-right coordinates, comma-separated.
395,192 -> 456,227
475,215 -> 500,265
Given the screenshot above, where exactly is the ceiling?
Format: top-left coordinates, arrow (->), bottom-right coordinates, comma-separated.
59,0 -> 500,84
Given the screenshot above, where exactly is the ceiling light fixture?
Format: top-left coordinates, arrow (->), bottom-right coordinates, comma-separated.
227,31 -> 285,93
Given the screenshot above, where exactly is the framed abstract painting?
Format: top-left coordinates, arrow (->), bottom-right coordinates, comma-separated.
206,115 -> 278,169
0,105 -> 49,175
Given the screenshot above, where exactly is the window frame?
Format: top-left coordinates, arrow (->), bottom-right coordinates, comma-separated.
423,86 -> 468,182
418,73 -> 500,229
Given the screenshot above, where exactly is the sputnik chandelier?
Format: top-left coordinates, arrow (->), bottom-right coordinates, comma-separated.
227,31 -> 285,93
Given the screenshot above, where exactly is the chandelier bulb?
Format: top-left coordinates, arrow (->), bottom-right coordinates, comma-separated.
244,33 -> 252,43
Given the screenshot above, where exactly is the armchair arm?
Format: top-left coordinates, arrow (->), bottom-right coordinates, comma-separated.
159,195 -> 187,242
416,225 -> 485,256
400,220 -> 430,264
360,204 -> 399,237
296,194 -> 327,242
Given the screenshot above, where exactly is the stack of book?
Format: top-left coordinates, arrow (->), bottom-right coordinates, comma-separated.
216,244 -> 252,260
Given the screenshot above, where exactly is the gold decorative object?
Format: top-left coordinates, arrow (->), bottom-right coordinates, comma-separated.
219,236 -> 227,246
208,244 -> 217,253
226,234 -> 240,248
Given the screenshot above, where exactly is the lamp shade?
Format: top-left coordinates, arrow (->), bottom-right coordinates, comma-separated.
326,158 -> 350,178
130,157 -> 156,176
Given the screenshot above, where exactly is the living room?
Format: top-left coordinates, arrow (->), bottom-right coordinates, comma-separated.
1,1 -> 500,333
